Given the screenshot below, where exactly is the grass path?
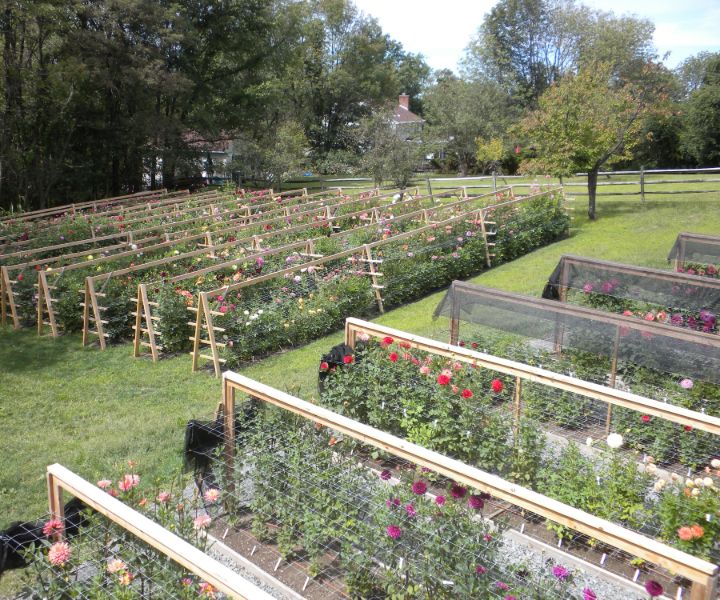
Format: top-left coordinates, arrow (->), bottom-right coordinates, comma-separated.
0,193 -> 718,593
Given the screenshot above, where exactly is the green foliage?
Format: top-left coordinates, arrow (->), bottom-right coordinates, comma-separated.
155,286 -> 193,354
656,478 -> 720,561
463,0 -> 657,104
358,110 -> 422,188
424,79 -> 516,176
680,56 -> 720,166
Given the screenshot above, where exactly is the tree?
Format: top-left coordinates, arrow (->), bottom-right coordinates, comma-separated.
358,110 -> 420,188
680,56 -> 720,166
515,63 -> 659,219
462,0 -> 656,105
424,78 -> 515,176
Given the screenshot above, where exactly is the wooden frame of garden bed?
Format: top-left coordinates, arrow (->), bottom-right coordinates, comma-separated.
80,188 -> 447,348
441,281 -> 720,432
46,463 -> 275,600
191,187 -> 557,375
222,370 -> 719,600
668,232 -> 720,271
345,316 -> 720,437
551,254 -> 720,302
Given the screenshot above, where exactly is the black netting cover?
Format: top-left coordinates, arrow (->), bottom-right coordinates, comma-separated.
434,281 -> 720,384
541,255 -> 720,315
667,232 -> 720,266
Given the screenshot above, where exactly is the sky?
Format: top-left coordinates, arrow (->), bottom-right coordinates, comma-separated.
353,0 -> 720,72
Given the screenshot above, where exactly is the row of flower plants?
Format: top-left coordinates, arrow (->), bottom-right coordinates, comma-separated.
677,263 -> 719,279
18,463 -> 227,599
6,188 -> 437,334
208,402 -> 633,600
317,337 -> 720,565
0,185 -> 338,263
19,453 -> 655,600
0,188 -> 240,256
569,277 -> 717,335
205,191 -> 569,367
74,190 -> 454,343
449,321 -> 719,466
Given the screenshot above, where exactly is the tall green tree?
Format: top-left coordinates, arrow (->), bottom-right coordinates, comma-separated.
680,56 -> 720,166
516,63 -> 662,219
424,78 -> 515,176
463,0 -> 656,105
358,109 -> 420,187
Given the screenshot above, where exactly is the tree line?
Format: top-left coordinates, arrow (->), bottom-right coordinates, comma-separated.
1,0 -> 719,214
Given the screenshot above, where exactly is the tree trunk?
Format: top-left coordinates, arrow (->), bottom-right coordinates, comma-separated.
587,170 -> 598,220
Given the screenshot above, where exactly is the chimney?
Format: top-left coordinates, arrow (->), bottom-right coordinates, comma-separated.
399,94 -> 409,109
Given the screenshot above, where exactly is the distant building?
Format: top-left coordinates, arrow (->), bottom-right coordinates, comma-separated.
392,94 -> 424,141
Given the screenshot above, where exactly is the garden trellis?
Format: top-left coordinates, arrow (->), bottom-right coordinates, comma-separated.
0,186 -> 295,258
189,187 -> 564,375
0,188 -> 178,226
336,320 -> 720,583
215,370 -> 719,600
434,281 -> 720,438
0,187 -> 405,333
132,188 -> 457,361
668,232 -> 720,275
542,254 -> 720,332
79,188 -> 450,348
0,186 -> 365,263
44,464 -> 275,599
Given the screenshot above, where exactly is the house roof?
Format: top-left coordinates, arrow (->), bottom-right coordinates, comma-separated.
393,104 -> 424,124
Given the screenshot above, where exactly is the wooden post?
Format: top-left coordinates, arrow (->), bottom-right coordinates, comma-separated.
82,281 -> 91,347
640,166 -> 645,203
133,284 -> 160,362
190,295 -> 205,373
46,471 -> 64,540
492,171 -> 497,192
449,282 -> 460,345
690,578 -> 718,600
364,244 -> 384,313
223,379 -> 236,496
426,178 -> 434,201
606,324 -> 622,435
513,376 -> 522,443
478,210 -> 493,268
86,278 -> 107,350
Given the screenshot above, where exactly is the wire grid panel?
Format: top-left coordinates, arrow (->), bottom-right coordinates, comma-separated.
219,373 -> 719,600
668,233 -> 720,276
37,464 -> 274,599
339,321 -> 720,586
205,395 -> 624,599
543,255 -> 720,333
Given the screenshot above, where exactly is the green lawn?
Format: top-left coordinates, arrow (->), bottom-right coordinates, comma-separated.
1,190 -> 719,595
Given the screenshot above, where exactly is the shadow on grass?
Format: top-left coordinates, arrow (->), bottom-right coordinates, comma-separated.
0,327 -> 77,373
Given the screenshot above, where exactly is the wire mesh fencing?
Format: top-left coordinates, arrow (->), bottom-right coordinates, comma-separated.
668,233 -> 720,278
207,372 -> 719,600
